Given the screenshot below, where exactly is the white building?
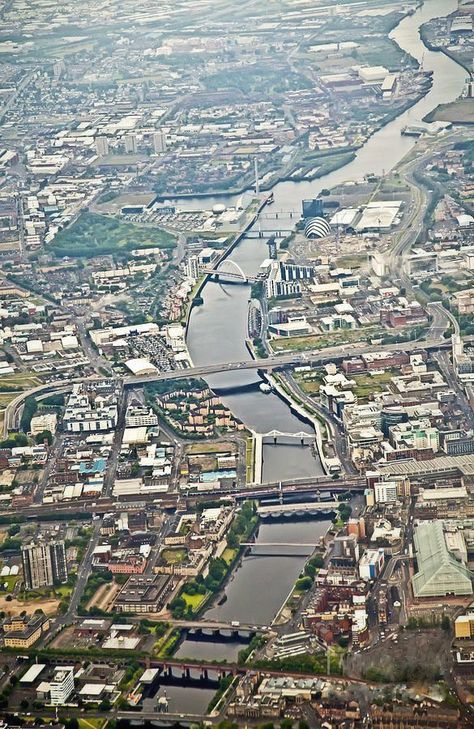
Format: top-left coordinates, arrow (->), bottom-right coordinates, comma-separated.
374,480 -> 398,504
359,548 -> 385,581
50,667 -> 74,706
30,412 -> 57,436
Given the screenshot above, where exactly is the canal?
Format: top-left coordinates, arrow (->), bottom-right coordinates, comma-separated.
185,0 -> 466,484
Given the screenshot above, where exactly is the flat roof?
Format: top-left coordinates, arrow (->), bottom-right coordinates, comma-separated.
20,664 -> 46,684
140,668 -> 160,684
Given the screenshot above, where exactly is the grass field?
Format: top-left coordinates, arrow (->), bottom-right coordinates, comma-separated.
0,373 -> 42,390
50,211 -> 176,258
222,548 -> 238,565
352,371 -> 393,400
79,719 -> 106,729
271,328 -> 377,353
182,591 -> 209,611
162,548 -> 187,565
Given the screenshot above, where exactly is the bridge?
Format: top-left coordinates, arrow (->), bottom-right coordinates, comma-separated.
241,542 -> 321,547
257,500 -> 339,517
262,430 -> 314,444
3,337 -> 452,437
200,259 -> 260,284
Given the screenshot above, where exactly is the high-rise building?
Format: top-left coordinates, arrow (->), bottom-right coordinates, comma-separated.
153,130 -> 167,154
95,136 -> 109,156
50,667 -> 74,706
186,255 -> 200,281
124,134 -> 137,153
21,539 -> 68,590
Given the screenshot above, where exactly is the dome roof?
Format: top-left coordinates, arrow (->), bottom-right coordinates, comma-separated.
304,216 -> 331,239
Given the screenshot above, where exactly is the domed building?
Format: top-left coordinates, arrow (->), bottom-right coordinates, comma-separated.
304,216 -> 331,239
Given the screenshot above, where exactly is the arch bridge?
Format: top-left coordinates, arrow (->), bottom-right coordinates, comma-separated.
200,258 -> 259,284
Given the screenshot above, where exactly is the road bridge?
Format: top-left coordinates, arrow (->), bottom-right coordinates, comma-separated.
257,500 -> 339,517
3,337 -> 452,437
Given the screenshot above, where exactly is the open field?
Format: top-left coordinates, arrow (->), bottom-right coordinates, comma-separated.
185,441 -> 237,455
86,581 -> 120,612
50,212 -> 176,258
270,328 -> 378,353
0,595 -> 60,616
428,99 -> 474,125
346,628 -> 452,683
352,371 -> 394,400
0,373 -> 42,390
162,548 -> 187,565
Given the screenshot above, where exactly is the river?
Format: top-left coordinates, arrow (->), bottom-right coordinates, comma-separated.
185,0 -> 465,483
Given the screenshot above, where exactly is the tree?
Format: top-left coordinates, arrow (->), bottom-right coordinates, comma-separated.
35,430 -> 53,446
20,699 -> 29,710
295,576 -> 312,591
441,615 -> 450,631
64,719 -> 79,729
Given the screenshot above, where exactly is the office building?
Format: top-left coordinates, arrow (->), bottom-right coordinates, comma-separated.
22,539 -> 68,590
153,131 -> 167,154
95,136 -> 109,156
50,667 -> 74,706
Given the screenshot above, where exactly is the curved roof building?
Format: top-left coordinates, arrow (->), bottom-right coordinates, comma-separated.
304,216 -> 331,239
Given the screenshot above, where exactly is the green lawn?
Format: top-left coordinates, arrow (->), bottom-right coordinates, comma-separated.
352,371 -> 394,401
0,576 -> 19,593
54,584 -> 73,598
182,590 -> 209,611
50,212 -> 176,258
222,548 -> 238,565
162,548 -> 187,566
78,719 -> 105,729
271,328 -> 378,353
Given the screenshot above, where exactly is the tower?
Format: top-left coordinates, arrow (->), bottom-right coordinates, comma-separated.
21,539 -> 68,590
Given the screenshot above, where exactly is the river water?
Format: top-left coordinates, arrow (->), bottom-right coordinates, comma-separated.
185,0 -> 465,484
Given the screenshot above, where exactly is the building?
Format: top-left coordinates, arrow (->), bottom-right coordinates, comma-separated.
359,548 -> 385,581
21,539 -> 68,590
186,255 -> 200,281
95,136 -> 109,156
153,131 -> 167,154
440,430 -> 474,456
453,289 -> 474,315
455,614 -> 474,639
124,134 -> 137,153
50,667 -> 74,706
125,405 -> 158,427
114,574 -> 172,613
412,521 -> 473,598
374,480 -> 398,504
30,412 -> 57,436
3,613 -> 50,648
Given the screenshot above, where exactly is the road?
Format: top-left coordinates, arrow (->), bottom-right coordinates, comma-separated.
3,337 -> 453,437
58,520 -> 102,626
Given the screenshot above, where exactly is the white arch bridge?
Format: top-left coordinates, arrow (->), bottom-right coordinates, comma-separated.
200,259 -> 260,284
